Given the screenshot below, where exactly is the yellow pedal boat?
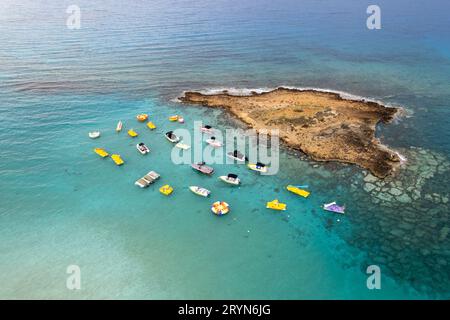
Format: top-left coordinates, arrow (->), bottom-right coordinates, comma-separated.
286,185 -> 310,198
169,115 -> 179,122
128,129 -> 138,137
94,148 -> 109,158
146,121 -> 156,130
136,114 -> 148,122
111,154 -> 124,166
266,199 -> 287,211
159,184 -> 173,196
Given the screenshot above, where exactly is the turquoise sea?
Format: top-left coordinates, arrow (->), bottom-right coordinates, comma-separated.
0,0 -> 449,299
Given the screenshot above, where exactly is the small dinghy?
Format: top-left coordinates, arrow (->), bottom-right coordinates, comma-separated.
136,114 -> 148,122
165,131 -> 180,143
219,173 -> 240,185
116,121 -> 123,132
146,121 -> 156,130
227,150 -> 247,162
111,154 -> 124,166
323,202 -> 345,214
177,117 -> 185,123
200,125 -> 214,134
266,199 -> 287,211
206,136 -> 222,148
94,148 -> 109,158
191,162 -> 214,175
175,142 -> 191,150
89,131 -> 100,139
169,115 -> 179,122
286,185 -> 310,198
128,129 -> 138,137
211,201 -> 230,216
248,162 -> 268,173
136,142 -> 150,155
189,186 -> 211,197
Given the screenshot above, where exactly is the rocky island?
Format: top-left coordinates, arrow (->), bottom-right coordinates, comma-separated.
180,87 -> 401,178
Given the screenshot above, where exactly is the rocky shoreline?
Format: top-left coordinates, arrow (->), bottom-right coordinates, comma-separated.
180,87 -> 401,178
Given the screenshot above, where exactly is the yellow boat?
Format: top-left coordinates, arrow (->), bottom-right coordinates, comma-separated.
136,114 -> 148,122
128,129 -> 138,137
266,199 -> 287,211
94,148 -> 109,158
111,154 -> 124,166
169,115 -> 179,122
159,184 -> 173,196
147,121 -> 156,130
286,185 -> 310,198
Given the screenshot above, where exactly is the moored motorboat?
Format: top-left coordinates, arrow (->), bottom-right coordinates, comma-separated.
211,201 -> 230,216
177,117 -> 185,123
191,162 -> 214,175
169,115 -> 179,122
88,131 -> 100,139
323,202 -> 345,214
189,186 -> 211,197
111,154 -> 124,166
128,129 -> 138,137
146,121 -> 156,130
227,150 -> 247,162
200,125 -> 214,134
165,131 -> 180,143
266,199 -> 287,211
219,173 -> 240,185
136,114 -> 148,122
286,185 -> 310,198
206,136 -> 222,148
247,162 -> 268,173
159,184 -> 174,196
136,142 -> 150,155
94,148 -> 109,158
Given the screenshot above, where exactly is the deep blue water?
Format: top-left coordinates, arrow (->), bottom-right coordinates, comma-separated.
0,0 -> 449,299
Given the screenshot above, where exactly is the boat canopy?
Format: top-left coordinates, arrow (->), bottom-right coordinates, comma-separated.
228,173 -> 238,179
256,162 -> 266,167
204,125 -> 212,129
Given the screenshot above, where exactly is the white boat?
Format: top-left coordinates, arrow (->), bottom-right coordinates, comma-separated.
206,137 -> 222,148
189,186 -> 211,197
227,150 -> 247,162
175,142 -> 191,150
88,131 -> 100,139
165,131 -> 180,143
200,125 -> 214,134
116,121 -> 123,132
178,117 -> 185,123
248,162 -> 268,173
219,174 -> 240,185
136,142 -> 150,155
135,171 -> 160,188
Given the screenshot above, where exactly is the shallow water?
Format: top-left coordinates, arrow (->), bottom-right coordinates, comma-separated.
0,0 -> 449,299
